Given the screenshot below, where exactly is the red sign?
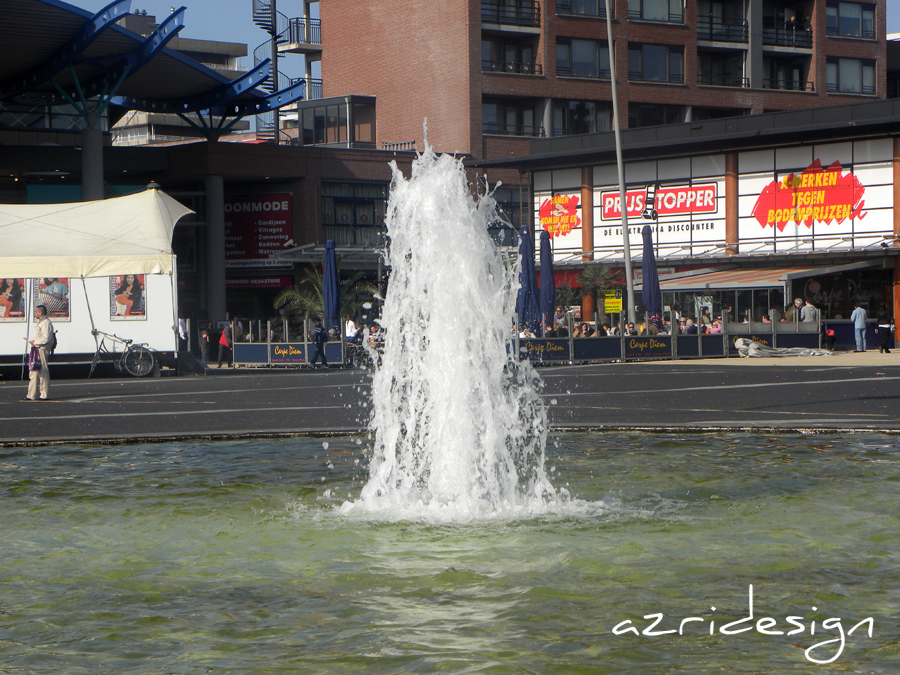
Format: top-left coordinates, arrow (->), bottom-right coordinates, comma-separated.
600,184 -> 717,220
224,194 -> 292,268
225,276 -> 294,289
750,160 -> 866,231
539,194 -> 581,236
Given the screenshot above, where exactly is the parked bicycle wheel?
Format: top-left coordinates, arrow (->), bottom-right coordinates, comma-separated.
124,345 -> 154,377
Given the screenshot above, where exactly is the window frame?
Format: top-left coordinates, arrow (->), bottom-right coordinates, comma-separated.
627,0 -> 684,24
556,38 -> 611,78
825,57 -> 876,95
627,43 -> 684,84
825,1 -> 876,39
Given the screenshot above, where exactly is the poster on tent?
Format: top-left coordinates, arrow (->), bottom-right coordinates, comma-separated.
0,277 -> 26,321
32,277 -> 70,321
109,274 -> 147,320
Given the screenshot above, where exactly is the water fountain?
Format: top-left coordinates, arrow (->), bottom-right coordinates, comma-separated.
344,145 -> 562,520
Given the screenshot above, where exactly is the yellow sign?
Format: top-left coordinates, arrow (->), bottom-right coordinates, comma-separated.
603,290 -> 622,314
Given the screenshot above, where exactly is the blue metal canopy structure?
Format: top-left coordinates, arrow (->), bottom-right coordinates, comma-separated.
0,0 -> 304,135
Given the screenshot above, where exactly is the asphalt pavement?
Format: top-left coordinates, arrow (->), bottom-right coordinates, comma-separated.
1,350 -> 898,445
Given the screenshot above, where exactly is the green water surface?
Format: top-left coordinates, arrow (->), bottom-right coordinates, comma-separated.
1,433 -> 898,674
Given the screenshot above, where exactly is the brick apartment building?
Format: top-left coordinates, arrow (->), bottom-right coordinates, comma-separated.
320,0 -> 886,154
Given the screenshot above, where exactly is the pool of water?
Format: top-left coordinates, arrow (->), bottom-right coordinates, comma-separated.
1,433 -> 898,673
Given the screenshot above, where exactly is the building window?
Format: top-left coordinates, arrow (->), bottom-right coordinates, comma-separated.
552,100 -> 612,135
826,57 -> 875,94
826,2 -> 875,39
628,103 -> 684,127
697,52 -> 746,87
482,38 -> 540,74
556,39 -> 610,78
628,44 -> 684,84
321,182 -> 388,246
555,0 -> 611,19
482,99 -> 542,137
628,0 -> 683,23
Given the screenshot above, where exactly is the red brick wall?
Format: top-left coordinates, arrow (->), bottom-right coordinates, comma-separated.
322,0 -> 479,154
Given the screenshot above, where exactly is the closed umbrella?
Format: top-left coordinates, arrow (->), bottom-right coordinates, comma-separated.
641,225 -> 663,331
539,230 -> 556,333
323,240 -> 340,334
517,226 -> 540,335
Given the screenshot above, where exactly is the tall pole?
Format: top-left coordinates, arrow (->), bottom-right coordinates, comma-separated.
605,0 -> 636,324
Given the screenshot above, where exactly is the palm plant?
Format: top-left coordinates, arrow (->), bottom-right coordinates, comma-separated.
577,265 -> 622,321
273,266 -> 379,323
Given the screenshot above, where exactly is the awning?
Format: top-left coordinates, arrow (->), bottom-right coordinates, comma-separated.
637,261 -> 883,292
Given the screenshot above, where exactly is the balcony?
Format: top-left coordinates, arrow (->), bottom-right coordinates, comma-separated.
282,17 -> 322,55
763,27 -> 813,49
482,122 -> 544,137
762,79 -> 815,92
696,17 -> 748,43
482,60 -> 543,75
481,1 -> 541,28
697,74 -> 749,88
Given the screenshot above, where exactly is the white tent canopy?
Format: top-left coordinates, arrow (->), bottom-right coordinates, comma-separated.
0,189 -> 193,278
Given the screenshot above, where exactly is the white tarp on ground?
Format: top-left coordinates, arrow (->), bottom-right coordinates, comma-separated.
0,189 -> 193,278
734,338 -> 833,358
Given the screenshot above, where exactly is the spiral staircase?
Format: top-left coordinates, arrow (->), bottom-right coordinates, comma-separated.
252,0 -> 322,143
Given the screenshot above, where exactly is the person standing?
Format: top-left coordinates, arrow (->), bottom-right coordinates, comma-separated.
850,303 -> 868,352
309,318 -> 329,368
217,324 -> 232,368
199,328 -> 210,369
800,299 -> 818,323
876,304 -> 894,354
25,304 -> 53,401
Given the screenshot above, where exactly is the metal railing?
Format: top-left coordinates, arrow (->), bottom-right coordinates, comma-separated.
286,17 -> 321,46
481,1 -> 541,27
696,17 -> 748,43
628,71 -> 684,85
382,140 -> 417,151
556,64 -> 610,78
628,9 -> 683,23
697,74 -> 749,88
826,81 -> 876,95
482,60 -> 543,75
762,79 -> 815,92
763,27 -> 813,48
481,122 -> 545,137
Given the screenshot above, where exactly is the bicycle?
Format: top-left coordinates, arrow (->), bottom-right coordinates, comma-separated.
89,329 -> 155,378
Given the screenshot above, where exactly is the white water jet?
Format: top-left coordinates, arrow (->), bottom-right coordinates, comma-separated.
342,145 -> 562,520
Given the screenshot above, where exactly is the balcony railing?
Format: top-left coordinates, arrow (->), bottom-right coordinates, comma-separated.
697,74 -> 749,88
286,17 -> 321,46
628,9 -> 683,23
763,27 -> 813,48
628,71 -> 684,85
762,79 -> 815,92
482,60 -> 543,75
555,0 -> 611,19
482,122 -> 544,137
696,17 -> 748,43
481,1 -> 541,27
292,77 -> 322,100
826,82 -> 876,95
556,64 -> 610,78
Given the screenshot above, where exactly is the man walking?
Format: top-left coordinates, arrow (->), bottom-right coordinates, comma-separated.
25,304 -> 53,400
309,318 -> 329,368
850,302 -> 867,352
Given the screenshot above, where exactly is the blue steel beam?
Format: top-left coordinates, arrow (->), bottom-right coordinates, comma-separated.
10,5 -> 186,108
113,59 -> 273,114
208,79 -> 305,117
0,0 -> 132,100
